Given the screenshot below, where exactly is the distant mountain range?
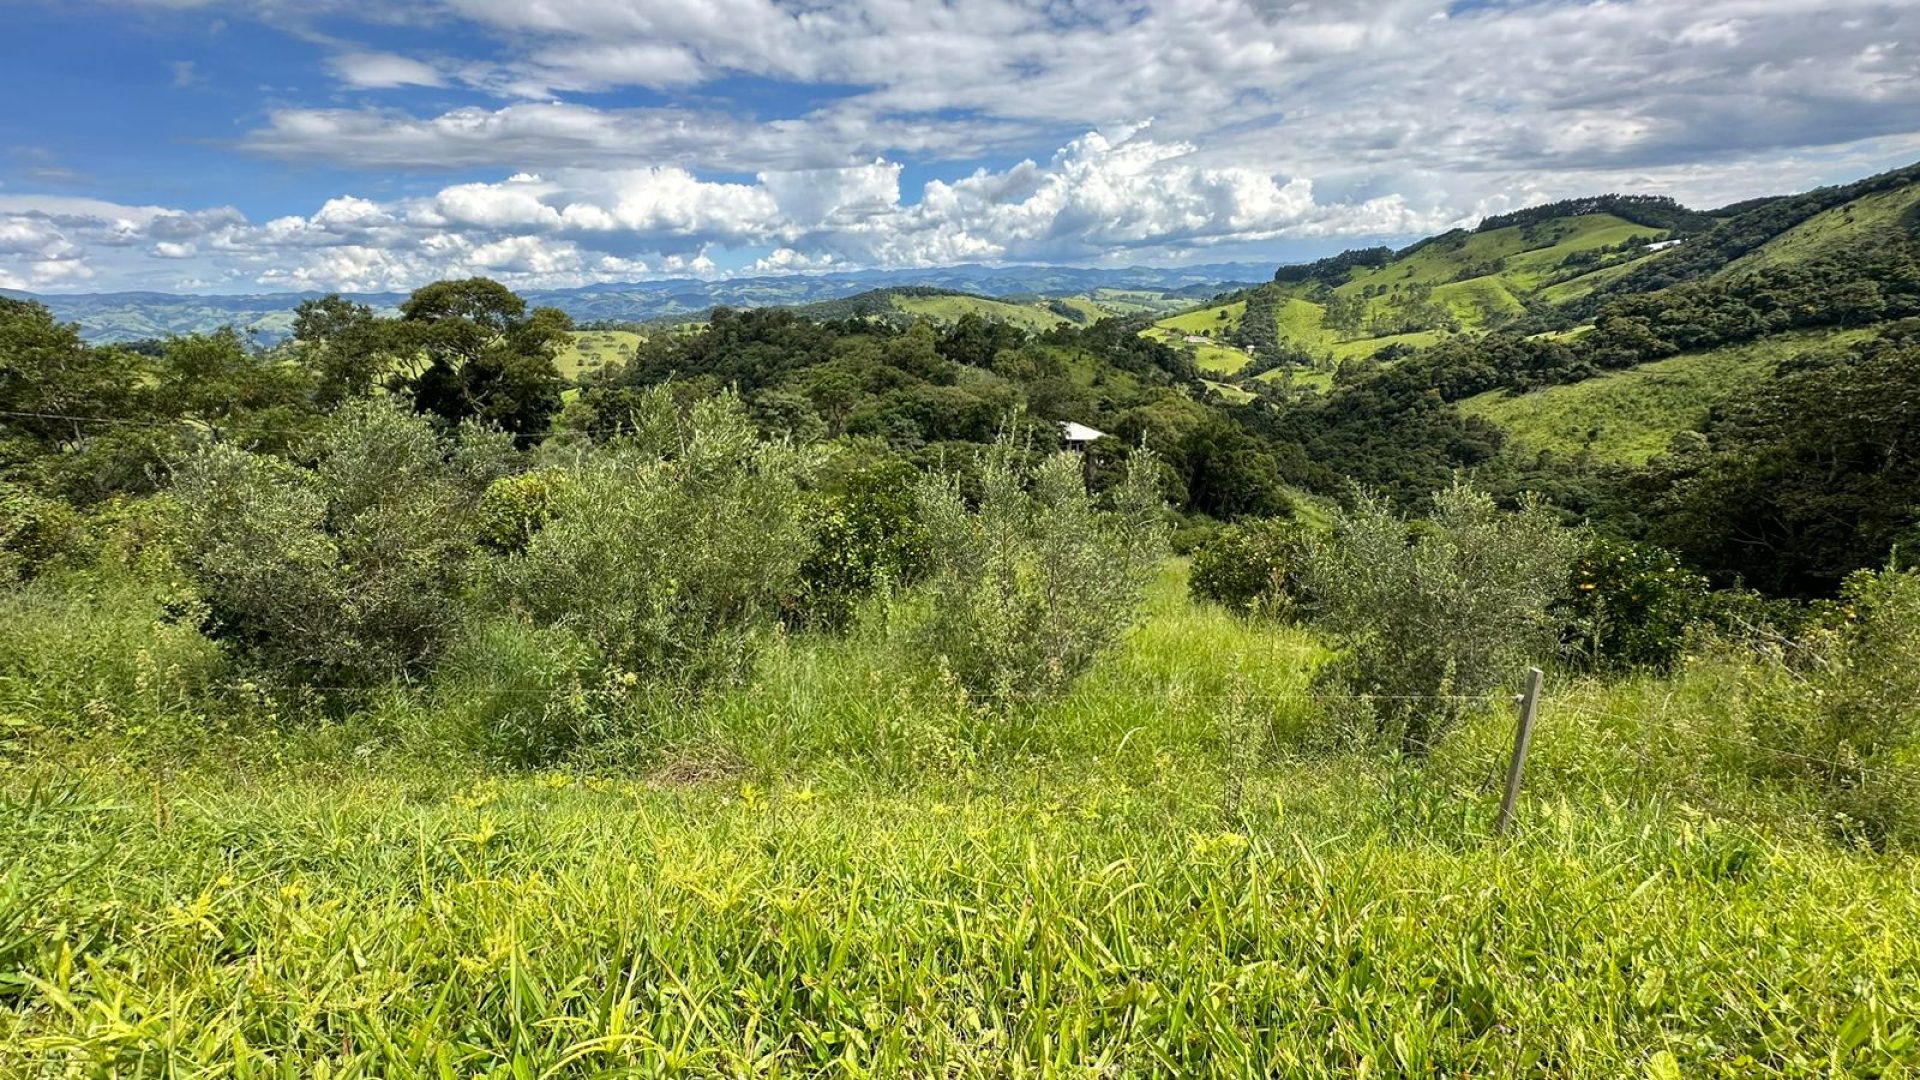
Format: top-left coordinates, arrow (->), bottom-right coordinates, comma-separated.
1,262 -> 1272,344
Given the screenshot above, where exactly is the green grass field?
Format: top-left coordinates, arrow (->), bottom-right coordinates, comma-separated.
556,330 -> 644,380
1461,328 -> 1877,464
1717,182 -> 1920,278
1201,377 -> 1255,402
1339,214 -> 1662,297
1191,342 -> 1254,375
5,566 -> 1919,1074
893,295 -> 1072,333
1252,365 -> 1335,392
1147,296 -> 1443,389
1155,300 -> 1246,336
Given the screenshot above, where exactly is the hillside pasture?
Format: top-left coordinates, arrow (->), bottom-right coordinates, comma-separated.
894,294 -> 1072,332
556,329 -> 643,380
1716,181 -> 1920,279
1461,328 -> 1876,463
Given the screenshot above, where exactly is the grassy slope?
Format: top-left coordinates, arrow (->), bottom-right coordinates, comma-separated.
1716,181 -> 1920,279
1534,254 -> 1664,305
1049,296 -> 1109,323
1460,328 -> 1876,463
1155,299 -> 1247,336
556,329 -> 643,380
1147,214 -> 1670,389
891,294 -> 1071,332
5,568 -> 1919,1074
1201,377 -> 1256,403
1143,301 -> 1255,375
1340,214 -> 1659,293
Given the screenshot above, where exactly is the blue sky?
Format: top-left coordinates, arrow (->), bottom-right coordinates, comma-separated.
3,0 -> 1919,294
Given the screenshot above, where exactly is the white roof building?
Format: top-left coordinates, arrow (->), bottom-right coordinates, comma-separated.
1059,421 -> 1107,446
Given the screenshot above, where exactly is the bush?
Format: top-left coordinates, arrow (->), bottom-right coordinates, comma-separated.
1558,537 -> 1709,671
172,398 -> 494,687
477,466 -> 572,553
1304,485 -> 1579,752
434,617 -> 611,768
913,429 -> 1166,706
0,571 -> 224,747
793,455 -> 930,630
493,388 -> 817,691
0,482 -> 87,583
1751,566 -> 1920,847
1188,517 -> 1308,618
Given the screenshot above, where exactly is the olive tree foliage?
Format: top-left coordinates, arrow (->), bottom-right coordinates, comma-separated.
1304,484 -> 1579,753
913,430 -> 1168,706
172,398 -> 513,685
1750,566 -> 1920,847
491,388 -> 819,688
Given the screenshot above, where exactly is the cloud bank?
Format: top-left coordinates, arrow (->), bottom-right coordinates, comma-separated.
5,0 -> 1920,291
0,129 -> 1455,291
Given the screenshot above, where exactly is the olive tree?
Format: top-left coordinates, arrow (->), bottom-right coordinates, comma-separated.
914,429 -> 1167,706
492,388 -> 818,688
172,398 -> 508,686
1304,484 -> 1578,753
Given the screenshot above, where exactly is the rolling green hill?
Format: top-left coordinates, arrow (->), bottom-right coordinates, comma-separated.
891,292 -> 1080,332
1144,203 -> 1692,397
1458,327 -> 1879,464
1150,165 -> 1920,414
765,286 -> 1199,334
1715,180 -> 1920,279
556,329 -> 644,379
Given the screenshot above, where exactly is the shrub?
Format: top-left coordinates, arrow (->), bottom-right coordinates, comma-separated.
493,388 -> 817,691
1188,517 -> 1308,618
0,571 -> 224,747
434,616 -> 610,768
1558,537 -> 1709,671
1751,566 -> 1920,847
172,398 -> 491,687
793,456 -> 930,630
477,467 -> 572,553
913,429 -> 1166,706
0,482 -> 87,583
1304,484 -> 1579,753
1166,517 -> 1222,557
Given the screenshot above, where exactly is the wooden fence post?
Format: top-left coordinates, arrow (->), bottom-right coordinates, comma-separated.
1494,667 -> 1543,838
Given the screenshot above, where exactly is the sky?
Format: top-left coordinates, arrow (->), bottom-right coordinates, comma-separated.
2,0 -> 1919,295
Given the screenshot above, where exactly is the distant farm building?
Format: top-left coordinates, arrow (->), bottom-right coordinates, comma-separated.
1059,421 -> 1107,449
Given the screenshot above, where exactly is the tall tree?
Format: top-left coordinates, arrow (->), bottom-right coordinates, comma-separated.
398,278 -> 572,438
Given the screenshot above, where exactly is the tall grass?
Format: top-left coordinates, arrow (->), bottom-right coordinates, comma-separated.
3,564 -> 1920,1074
4,754 -> 1916,1074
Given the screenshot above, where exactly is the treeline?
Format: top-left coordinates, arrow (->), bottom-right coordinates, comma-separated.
1582,160 -> 1920,301
1474,194 -> 1715,236
566,306 -> 1295,519
1,279 -> 1308,565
